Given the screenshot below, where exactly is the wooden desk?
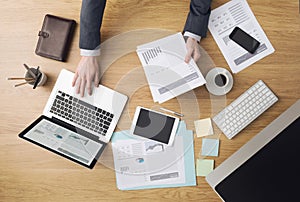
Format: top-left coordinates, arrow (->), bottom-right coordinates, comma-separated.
0,0 -> 299,201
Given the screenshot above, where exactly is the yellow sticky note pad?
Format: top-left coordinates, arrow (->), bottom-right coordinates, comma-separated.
196,159 -> 214,177
194,118 -> 214,137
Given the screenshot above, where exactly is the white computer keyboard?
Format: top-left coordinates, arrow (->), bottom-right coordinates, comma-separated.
213,80 -> 278,139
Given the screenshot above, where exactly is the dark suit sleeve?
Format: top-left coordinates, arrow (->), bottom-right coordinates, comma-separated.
183,0 -> 212,38
79,0 -> 107,50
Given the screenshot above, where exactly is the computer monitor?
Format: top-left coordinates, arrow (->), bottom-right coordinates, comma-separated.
206,100 -> 300,202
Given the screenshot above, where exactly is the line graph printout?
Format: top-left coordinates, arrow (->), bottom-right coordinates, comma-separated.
145,141 -> 164,154
208,0 -> 274,73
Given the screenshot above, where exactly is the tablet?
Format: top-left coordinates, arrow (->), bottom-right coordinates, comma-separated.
130,107 -> 179,146
18,115 -> 106,169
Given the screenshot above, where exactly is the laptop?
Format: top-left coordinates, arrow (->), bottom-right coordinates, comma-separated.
19,69 -> 128,169
206,99 -> 300,202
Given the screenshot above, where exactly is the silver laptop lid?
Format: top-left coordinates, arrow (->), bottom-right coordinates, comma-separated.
43,69 -> 128,143
206,99 -> 300,202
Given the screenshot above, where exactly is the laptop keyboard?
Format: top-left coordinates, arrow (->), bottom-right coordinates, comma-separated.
49,90 -> 114,136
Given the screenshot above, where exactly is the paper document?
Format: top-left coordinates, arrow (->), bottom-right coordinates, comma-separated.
136,33 -> 206,103
111,121 -> 196,190
112,136 -> 185,189
208,0 -> 275,73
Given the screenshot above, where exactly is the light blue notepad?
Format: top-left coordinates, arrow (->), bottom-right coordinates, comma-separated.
201,138 -> 219,157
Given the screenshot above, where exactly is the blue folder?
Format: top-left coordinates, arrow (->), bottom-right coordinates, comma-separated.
111,121 -> 196,190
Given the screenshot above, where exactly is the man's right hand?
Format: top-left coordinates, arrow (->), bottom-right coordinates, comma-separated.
185,37 -> 201,63
72,56 -> 100,97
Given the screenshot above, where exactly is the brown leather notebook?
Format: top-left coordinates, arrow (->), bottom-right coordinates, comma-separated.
35,14 -> 76,62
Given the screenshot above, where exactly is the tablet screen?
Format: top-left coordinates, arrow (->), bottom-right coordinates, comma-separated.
133,108 -> 176,144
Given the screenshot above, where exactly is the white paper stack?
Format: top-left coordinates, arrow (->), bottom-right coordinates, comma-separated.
111,121 -> 196,190
136,32 -> 206,104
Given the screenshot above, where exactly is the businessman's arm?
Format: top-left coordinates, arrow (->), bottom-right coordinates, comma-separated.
73,0 -> 107,97
184,0 -> 212,63
184,0 -> 211,37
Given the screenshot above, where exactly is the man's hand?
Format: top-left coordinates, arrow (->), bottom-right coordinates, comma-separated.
72,56 -> 100,97
185,37 -> 201,63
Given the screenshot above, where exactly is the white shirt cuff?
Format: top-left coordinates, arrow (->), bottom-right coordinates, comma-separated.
80,48 -> 101,56
183,31 -> 201,42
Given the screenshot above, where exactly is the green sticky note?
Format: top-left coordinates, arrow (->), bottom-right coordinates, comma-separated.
196,159 -> 214,176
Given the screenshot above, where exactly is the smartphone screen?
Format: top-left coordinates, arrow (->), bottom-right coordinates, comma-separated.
229,27 -> 260,54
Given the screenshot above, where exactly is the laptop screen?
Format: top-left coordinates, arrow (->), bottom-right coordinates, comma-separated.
215,117 -> 300,202
19,116 -> 106,168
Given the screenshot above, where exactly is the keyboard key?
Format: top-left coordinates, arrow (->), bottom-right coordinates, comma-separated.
78,99 -> 95,110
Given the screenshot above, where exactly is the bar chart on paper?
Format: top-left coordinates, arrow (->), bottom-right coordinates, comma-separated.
136,33 -> 206,103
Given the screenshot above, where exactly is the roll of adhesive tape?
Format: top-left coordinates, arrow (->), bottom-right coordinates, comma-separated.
205,67 -> 233,96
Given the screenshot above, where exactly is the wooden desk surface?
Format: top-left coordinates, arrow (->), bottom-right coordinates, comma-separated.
0,0 -> 299,201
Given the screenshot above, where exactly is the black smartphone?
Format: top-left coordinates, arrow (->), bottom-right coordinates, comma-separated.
229,27 -> 260,54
